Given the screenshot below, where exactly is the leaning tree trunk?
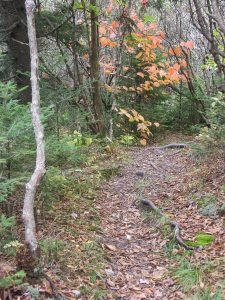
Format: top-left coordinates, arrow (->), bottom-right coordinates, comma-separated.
0,0 -> 31,103
23,0 -> 45,257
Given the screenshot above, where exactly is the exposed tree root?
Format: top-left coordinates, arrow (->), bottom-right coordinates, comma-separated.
43,274 -> 67,300
151,143 -> 189,150
141,198 -> 195,250
168,149 -> 183,156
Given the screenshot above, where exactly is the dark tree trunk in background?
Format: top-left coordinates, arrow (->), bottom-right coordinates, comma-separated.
0,0 -> 31,103
90,0 -> 106,135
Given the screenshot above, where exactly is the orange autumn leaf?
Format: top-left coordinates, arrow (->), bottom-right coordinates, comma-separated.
169,47 -> 175,55
174,46 -> 181,56
169,46 -> 181,56
109,41 -> 117,47
137,21 -> 145,31
111,21 -> 120,29
137,72 -> 145,78
173,63 -> 180,71
99,26 -> 106,34
100,37 -> 111,46
180,40 -> 194,49
180,60 -> 187,68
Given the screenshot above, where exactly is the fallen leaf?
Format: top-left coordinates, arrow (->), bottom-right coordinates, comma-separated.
105,244 -> 117,251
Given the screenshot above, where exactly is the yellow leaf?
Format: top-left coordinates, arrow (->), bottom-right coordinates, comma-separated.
131,109 -> 138,117
140,139 -> 147,146
129,116 -> 135,122
138,115 -> 145,122
129,87 -> 136,92
136,52 -> 143,59
119,108 -> 132,119
104,84 -> 113,92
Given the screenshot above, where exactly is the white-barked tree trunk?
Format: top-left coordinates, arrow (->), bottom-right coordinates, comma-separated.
23,0 -> 46,256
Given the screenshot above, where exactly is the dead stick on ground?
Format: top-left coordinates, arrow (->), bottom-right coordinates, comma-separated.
141,198 -> 195,250
150,162 -> 159,171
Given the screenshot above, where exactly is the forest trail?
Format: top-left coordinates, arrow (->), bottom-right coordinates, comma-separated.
96,143 -> 225,300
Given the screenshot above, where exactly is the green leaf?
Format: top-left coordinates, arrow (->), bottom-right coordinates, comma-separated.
88,4 -> 100,15
185,232 -> 215,247
73,0 -> 84,10
144,15 -> 156,24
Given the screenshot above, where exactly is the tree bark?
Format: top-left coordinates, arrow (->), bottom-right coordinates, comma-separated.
0,0 -> 31,103
23,0 -> 45,256
189,0 -> 225,78
90,0 -> 105,134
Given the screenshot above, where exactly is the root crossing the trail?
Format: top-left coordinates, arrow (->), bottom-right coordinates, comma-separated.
141,198 -> 195,250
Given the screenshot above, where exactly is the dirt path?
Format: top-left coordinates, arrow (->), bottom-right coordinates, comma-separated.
96,145 -> 225,300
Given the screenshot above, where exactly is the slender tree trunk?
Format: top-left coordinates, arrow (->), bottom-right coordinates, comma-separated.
23,0 -> 45,257
0,0 -> 31,103
90,0 -> 105,134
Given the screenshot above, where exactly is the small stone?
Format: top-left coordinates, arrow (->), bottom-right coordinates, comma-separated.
126,234 -> 132,240
73,290 -> 81,298
136,171 -> 144,177
140,278 -> 149,284
105,268 -> 115,276
71,212 -> 78,219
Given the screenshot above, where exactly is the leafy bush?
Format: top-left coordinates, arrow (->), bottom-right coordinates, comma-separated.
196,93 -> 225,149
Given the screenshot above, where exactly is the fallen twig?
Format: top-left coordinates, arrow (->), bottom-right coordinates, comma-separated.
150,162 -> 159,171
141,198 -> 195,250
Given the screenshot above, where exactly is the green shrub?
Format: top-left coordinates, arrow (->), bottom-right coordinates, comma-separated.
41,166 -> 70,206
120,134 -> 136,145
45,134 -> 90,169
0,270 -> 26,289
196,93 -> 225,150
0,214 -> 16,249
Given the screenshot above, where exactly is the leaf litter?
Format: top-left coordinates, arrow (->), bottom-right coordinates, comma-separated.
96,142 -> 225,299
